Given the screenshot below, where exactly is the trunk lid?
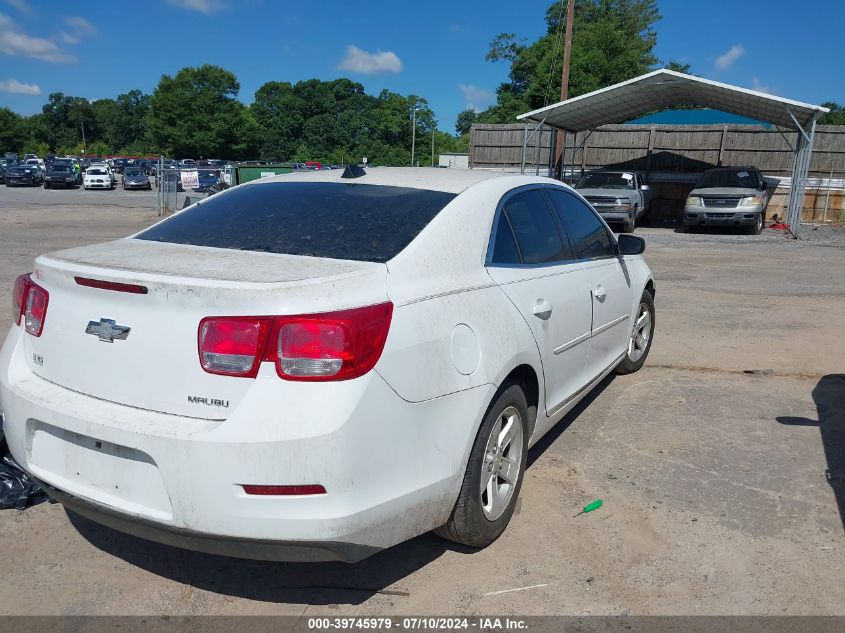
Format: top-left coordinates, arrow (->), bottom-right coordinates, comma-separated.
26,239 -> 387,419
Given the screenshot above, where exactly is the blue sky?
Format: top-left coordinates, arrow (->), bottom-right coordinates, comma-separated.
1,0 -> 843,132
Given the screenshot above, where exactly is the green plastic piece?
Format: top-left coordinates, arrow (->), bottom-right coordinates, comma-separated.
583,499 -> 603,513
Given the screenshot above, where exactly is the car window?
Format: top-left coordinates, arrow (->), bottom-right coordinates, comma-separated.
500,189 -> 566,265
135,181 -> 456,264
696,169 -> 759,189
490,211 -> 521,265
576,172 -> 636,190
546,189 -> 616,260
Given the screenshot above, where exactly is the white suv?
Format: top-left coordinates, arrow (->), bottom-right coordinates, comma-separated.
0,168 -> 655,562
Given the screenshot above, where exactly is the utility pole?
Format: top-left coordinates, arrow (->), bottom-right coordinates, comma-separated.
410,106 -> 418,166
555,0 -> 575,176
80,120 -> 87,154
431,128 -> 435,166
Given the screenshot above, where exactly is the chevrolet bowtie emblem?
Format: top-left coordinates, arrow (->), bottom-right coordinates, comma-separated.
85,318 -> 131,343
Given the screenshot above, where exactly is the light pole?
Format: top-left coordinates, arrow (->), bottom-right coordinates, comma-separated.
410,106 -> 419,167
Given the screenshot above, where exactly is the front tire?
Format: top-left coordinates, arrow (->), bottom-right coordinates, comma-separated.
747,212 -> 764,235
622,208 -> 636,233
436,382 -> 529,548
616,289 -> 655,375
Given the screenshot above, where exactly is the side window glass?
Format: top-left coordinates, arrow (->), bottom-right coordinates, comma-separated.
502,189 -> 566,264
490,211 -> 521,264
546,189 -> 615,260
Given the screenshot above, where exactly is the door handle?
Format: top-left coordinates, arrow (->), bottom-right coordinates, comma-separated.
593,285 -> 607,300
531,299 -> 553,320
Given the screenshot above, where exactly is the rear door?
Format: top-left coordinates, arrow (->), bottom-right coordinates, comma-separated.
546,188 -> 634,377
485,188 -> 593,417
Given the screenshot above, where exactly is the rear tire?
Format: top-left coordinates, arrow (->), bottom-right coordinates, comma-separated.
616,290 -> 655,375
435,382 -> 529,548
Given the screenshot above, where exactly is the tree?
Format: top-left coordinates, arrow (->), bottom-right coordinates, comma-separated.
664,60 -> 691,74
0,107 -> 28,153
819,102 -> 845,125
38,93 -> 97,151
456,109 -> 478,136
147,65 -> 258,158
480,0 -> 662,122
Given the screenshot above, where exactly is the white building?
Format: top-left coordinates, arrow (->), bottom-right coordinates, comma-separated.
438,153 -> 469,169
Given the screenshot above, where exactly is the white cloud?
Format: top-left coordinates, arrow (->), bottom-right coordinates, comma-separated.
58,16 -> 95,45
338,45 -> 402,74
715,44 -> 745,70
0,77 -> 40,94
751,76 -> 775,95
0,12 -> 13,28
166,0 -> 227,14
458,83 -> 495,111
65,16 -> 94,36
0,29 -> 74,62
4,0 -> 32,14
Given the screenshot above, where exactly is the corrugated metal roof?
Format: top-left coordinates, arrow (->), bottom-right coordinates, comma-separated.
518,69 -> 829,132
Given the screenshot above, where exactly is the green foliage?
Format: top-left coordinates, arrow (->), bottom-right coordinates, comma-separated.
481,0 -> 662,122
3,66 -> 467,164
665,60 -> 691,74
819,102 -> 845,125
456,109 -> 478,135
147,65 -> 259,159
22,140 -> 50,157
0,107 -> 28,153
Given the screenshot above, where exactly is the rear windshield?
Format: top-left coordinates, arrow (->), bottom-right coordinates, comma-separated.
696,169 -> 759,189
135,181 -> 457,263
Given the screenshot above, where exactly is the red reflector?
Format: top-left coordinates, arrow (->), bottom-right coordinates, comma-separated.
198,317 -> 272,377
75,276 -> 148,294
12,273 -> 30,326
24,282 -> 49,337
242,484 -> 326,496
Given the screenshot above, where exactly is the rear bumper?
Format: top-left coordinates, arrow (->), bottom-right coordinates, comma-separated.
0,326 -> 489,561
40,479 -> 379,562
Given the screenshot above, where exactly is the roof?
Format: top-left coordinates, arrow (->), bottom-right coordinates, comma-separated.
261,166 -> 519,194
518,69 -> 829,132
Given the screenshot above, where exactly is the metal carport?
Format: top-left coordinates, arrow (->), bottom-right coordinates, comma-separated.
516,69 -> 830,235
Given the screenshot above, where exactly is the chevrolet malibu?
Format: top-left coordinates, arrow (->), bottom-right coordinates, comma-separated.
0,168 -> 655,562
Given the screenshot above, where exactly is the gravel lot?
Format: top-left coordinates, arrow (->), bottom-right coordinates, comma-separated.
0,184 -> 843,617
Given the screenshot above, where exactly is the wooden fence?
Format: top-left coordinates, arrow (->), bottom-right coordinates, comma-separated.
469,123 -> 845,222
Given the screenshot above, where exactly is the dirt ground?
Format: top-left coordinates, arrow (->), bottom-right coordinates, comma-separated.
0,185 -> 843,617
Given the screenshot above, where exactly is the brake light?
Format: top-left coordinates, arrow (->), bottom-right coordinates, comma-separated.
267,303 -> 393,381
12,273 -> 30,326
197,303 -> 393,381
23,282 -> 49,337
198,317 -> 272,377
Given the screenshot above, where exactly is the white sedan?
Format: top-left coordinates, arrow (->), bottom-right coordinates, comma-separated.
83,166 -> 115,190
0,168 -> 655,562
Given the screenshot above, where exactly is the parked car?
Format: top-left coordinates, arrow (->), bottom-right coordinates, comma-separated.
4,164 -> 42,186
0,169 -> 655,562
123,168 -> 151,190
83,166 -> 115,190
179,158 -> 196,168
0,162 -> 6,184
575,170 -> 652,232
195,168 -> 220,191
682,166 -> 769,234
89,162 -> 117,186
43,163 -> 77,189
53,159 -> 82,185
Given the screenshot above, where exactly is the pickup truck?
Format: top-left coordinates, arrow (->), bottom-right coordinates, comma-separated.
682,166 -> 768,234
575,170 -> 652,232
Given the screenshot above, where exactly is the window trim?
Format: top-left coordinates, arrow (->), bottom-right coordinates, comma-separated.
485,183 -> 618,269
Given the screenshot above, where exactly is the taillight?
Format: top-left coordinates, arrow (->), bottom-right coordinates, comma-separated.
241,484 -> 326,496
198,317 -> 272,377
268,303 -> 393,381
23,282 -> 49,337
12,273 -> 30,326
197,303 -> 393,381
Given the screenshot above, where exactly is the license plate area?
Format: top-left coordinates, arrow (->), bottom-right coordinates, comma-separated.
29,422 -> 172,520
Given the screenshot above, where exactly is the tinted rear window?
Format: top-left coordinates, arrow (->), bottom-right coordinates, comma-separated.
135,181 -> 457,263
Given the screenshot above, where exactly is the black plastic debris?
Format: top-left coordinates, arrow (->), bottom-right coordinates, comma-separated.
0,423 -> 46,510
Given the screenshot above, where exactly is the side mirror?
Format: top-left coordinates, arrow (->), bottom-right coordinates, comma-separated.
618,234 -> 645,255
640,184 -> 650,191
